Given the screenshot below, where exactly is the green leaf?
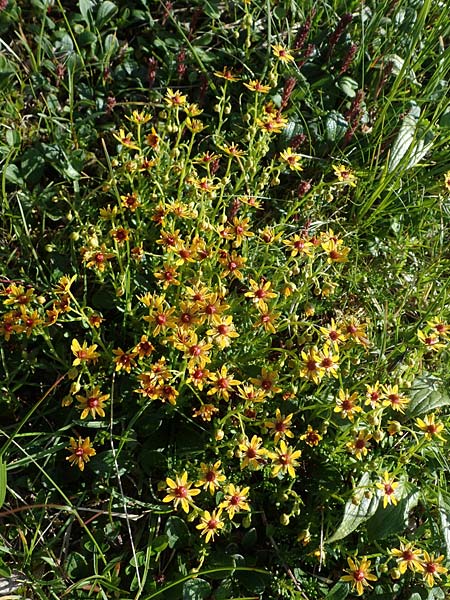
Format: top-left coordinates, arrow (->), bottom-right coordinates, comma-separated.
388,102 -> 434,172
151,534 -> 168,553
406,374 -> 450,418
0,457 -> 6,509
4,164 -> 23,185
325,111 -> 348,142
165,515 -> 190,549
326,581 -> 349,599
79,0 -> 95,25
438,491 -> 450,559
366,482 -> 420,539
326,473 -> 379,543
236,570 -> 270,594
202,0 -> 221,19
182,579 -> 211,600
439,111 -> 450,128
96,1 -> 118,28
337,76 -> 358,98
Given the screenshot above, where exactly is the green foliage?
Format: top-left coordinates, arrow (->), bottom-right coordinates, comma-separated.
1,0 -> 450,598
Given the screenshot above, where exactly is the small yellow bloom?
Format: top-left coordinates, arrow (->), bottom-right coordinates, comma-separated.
163,472 -> 200,513
416,413 -> 446,441
334,389 -> 362,421
272,44 -> 295,64
332,164 -> 357,186
391,542 -> 424,574
214,66 -> 240,81
196,509 -> 224,543
165,88 -> 187,107
71,339 -> 100,366
76,386 -> 109,420
269,439 -> 302,478
112,128 -> 140,150
300,425 -> 322,447
417,329 -> 447,352
243,79 -> 271,93
196,461 -> 226,495
341,556 -> 377,596
376,471 -> 400,508
422,551 -> 448,587
66,437 -> 96,471
239,435 -> 267,470
279,147 -> 303,172
219,483 -> 250,519
264,409 -> 294,444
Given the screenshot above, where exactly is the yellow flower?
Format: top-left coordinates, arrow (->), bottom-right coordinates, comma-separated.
346,430 -> 371,460
66,437 -> 96,471
243,79 -> 271,93
196,461 -> 226,495
443,170 -> 450,191
214,66 -> 240,81
382,384 -> 409,413
391,542 -> 424,574
321,238 -> 350,263
163,472 -> 200,513
264,409 -> 294,444
365,381 -> 385,408
283,233 -> 313,257
318,343 -> 339,378
219,483 -> 250,519
426,317 -> 450,338
269,440 -> 302,478
341,556 -> 377,596
417,329 -> 447,352
207,365 -> 241,401
112,128 -> 140,150
245,279 -> 278,308
218,142 -> 246,157
332,164 -> 357,186
239,435 -> 267,470
206,315 -> 239,349
279,147 -> 303,172
300,425 -> 322,447
76,386 -> 109,420
421,551 -> 448,587
416,413 -> 446,441
272,44 -> 295,64
112,348 -> 137,373
299,347 -> 325,385
250,367 -> 282,396
376,471 -> 400,508
196,509 -> 224,543
165,88 -> 187,107
256,114 -> 288,134
125,109 -> 152,124
334,389 -> 362,421
71,339 -> 100,366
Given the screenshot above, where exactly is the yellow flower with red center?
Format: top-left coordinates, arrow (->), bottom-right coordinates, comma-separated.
376,471 -> 399,508
3,283 -> 35,307
283,233 -> 313,257
243,79 -> 271,93
390,542 -> 424,574
237,383 -> 267,404
318,318 -> 346,347
133,335 -> 155,359
112,128 -> 140,150
250,368 -> 282,396
71,339 -> 100,366
299,347 -> 325,385
269,440 -> 302,478
416,413 -> 445,441
343,317 -> 370,348
163,472 -> 200,513
346,430 -> 372,460
340,556 -> 377,596
256,114 -> 288,134
120,192 -> 141,212
364,381 -> 385,408
382,384 -> 409,413
253,301 -> 280,334
279,147 -> 303,172
239,435 -> 267,470
421,551 -> 448,586
112,348 -> 137,373
264,409 -> 294,444
165,88 -> 187,107
192,403 -> 219,421
196,509 -> 224,543
196,461 -> 226,494
334,389 -> 362,421
417,329 -> 447,352
318,343 -> 340,378
206,315 -> 239,349
76,386 -> 109,420
219,483 -> 250,519
154,263 -> 181,289
219,143 -> 246,158
81,244 -> 115,272
245,279 -> 278,309
300,425 -> 322,447
426,317 -> 450,338
66,437 -> 96,471
214,66 -> 240,81
321,238 -> 350,264
184,333 -> 213,369
332,164 -> 357,186
207,365 -> 241,401
125,109 -> 152,124
271,44 -> 295,63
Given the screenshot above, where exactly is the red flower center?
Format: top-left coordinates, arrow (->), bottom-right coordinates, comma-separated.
175,486 -> 188,498
218,324 -> 228,335
353,569 -> 365,582
87,396 -> 99,408
246,448 -> 257,459
217,378 -> 229,389
426,562 -> 437,574
230,495 -> 241,505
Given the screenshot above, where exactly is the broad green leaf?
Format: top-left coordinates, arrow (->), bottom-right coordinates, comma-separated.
337,76 -> 358,98
406,374 -> 450,418
388,102 -> 433,172
325,111 -> 348,142
0,457 -> 6,509
79,0 -> 95,24
326,581 -> 349,599
366,481 -> 419,539
151,534 -> 168,553
438,491 -> 450,559
236,570 -> 270,594
326,473 -> 379,543
439,111 -> 450,128
165,515 -> 190,549
96,1 -> 118,28
182,579 -> 211,600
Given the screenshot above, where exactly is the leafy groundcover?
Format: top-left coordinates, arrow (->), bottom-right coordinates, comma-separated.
1,0 -> 450,598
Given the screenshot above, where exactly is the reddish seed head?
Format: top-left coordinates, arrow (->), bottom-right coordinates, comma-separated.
217,324 -> 228,335
353,569 -> 365,582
